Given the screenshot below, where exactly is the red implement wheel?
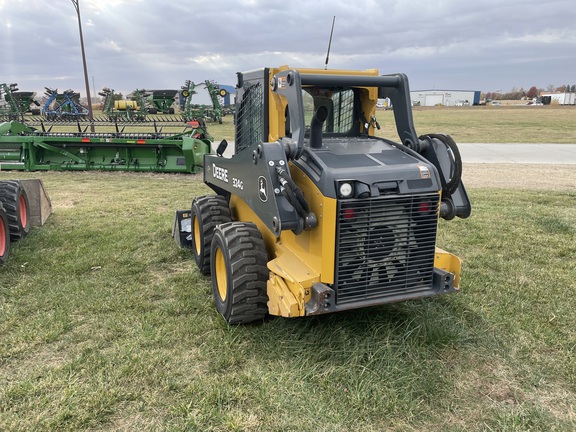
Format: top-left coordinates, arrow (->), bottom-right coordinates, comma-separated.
0,205 -> 10,264
0,181 -> 30,241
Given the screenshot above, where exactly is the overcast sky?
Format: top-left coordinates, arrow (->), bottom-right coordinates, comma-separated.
1,0 -> 575,100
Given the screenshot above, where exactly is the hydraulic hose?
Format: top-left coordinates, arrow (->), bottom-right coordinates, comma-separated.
276,167 -> 311,215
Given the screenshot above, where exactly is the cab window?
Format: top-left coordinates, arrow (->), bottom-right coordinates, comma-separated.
302,88 -> 356,135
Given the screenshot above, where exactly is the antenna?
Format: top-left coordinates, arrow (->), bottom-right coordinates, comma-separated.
324,16 -> 336,70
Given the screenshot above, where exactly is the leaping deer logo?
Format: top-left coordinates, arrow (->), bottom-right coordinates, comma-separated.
258,176 -> 268,202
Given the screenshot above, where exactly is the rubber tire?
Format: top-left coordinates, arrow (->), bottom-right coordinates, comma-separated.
0,181 -> 30,241
0,204 -> 9,264
191,195 -> 231,274
210,222 -> 269,324
419,134 -> 463,196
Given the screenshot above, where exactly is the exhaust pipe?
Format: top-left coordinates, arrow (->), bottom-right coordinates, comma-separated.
310,106 -> 328,149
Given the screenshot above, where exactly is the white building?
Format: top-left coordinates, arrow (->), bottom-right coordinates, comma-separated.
410,90 -> 480,107
540,92 -> 575,105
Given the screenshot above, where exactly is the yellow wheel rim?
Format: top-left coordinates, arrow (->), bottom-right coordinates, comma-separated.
214,247 -> 227,301
193,215 -> 201,256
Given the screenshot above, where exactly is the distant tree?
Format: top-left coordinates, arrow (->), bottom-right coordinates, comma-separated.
556,85 -> 567,92
526,86 -> 539,99
571,85 -> 576,92
546,84 -> 556,92
503,90 -> 523,100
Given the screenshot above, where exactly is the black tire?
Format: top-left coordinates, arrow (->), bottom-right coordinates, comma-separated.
419,133 -> 463,196
0,181 -> 30,241
191,195 -> 231,274
210,222 -> 269,324
0,204 -> 9,264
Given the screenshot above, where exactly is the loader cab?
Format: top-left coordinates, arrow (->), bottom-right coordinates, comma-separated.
234,68 -> 385,155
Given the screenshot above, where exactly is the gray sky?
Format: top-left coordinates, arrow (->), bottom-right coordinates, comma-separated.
1,0 -> 575,99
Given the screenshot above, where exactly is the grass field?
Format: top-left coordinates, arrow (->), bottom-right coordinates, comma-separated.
376,105 -> 576,144
1,170 -> 575,431
1,107 -> 575,430
205,104 -> 576,144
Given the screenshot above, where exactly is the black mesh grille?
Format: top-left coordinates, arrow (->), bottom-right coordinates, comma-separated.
335,193 -> 439,304
325,89 -> 355,134
235,83 -> 264,154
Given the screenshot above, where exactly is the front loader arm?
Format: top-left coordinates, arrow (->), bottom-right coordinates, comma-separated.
203,141 -> 303,237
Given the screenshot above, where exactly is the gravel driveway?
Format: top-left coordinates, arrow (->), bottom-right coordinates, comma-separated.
462,163 -> 576,191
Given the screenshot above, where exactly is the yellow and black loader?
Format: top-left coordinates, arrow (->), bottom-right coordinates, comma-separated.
178,66 -> 471,324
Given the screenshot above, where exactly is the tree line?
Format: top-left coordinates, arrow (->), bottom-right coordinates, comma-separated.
483,84 -> 576,100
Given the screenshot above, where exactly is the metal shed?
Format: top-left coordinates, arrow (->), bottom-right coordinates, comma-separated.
410,90 -> 480,106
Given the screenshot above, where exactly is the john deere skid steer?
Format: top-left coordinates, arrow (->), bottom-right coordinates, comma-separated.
189,66 -> 471,324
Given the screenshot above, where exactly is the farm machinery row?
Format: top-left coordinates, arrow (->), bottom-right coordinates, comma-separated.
1,83 -> 89,121
2,80 -> 230,127
96,80 -> 229,124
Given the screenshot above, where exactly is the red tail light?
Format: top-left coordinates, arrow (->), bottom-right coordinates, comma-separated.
343,208 -> 356,219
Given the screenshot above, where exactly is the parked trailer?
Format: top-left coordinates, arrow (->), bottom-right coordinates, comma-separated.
0,121 -> 212,173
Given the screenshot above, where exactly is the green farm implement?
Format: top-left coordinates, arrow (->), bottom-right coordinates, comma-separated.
0,120 -> 212,173
1,83 -> 41,121
145,89 -> 178,114
99,87 -> 148,122
180,80 -> 227,124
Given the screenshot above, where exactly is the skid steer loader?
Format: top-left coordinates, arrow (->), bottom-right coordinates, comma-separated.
187,66 -> 471,324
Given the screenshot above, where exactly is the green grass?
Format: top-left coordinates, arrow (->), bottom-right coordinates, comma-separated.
376,105 -> 576,144
208,105 -> 576,144
1,171 -> 575,431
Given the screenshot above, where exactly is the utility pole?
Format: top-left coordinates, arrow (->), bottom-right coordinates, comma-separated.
71,0 -> 94,132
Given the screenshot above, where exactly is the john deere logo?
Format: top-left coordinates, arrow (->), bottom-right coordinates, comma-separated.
258,176 -> 268,202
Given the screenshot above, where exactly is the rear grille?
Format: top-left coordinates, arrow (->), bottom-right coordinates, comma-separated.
335,193 -> 439,304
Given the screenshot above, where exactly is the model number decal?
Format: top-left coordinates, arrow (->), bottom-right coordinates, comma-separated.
232,178 -> 243,190
212,163 -> 228,182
